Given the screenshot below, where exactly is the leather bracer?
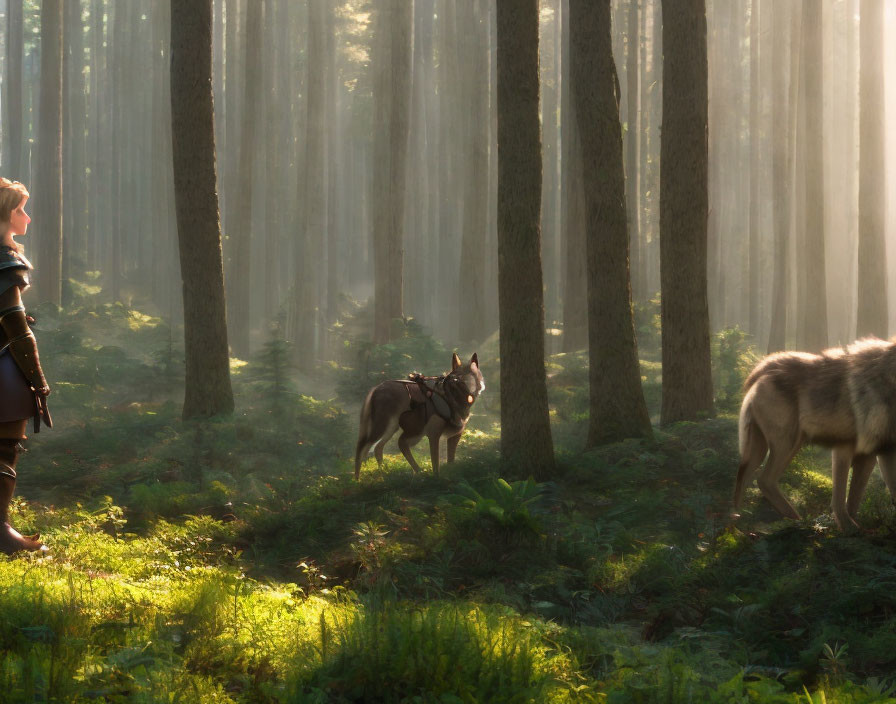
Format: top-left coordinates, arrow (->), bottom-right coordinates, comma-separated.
0,307 -> 47,391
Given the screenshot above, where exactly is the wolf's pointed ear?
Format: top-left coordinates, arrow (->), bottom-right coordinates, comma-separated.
452,352 -> 462,371
470,352 -> 479,369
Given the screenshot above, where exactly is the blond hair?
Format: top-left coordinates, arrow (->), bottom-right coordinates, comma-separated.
0,178 -> 30,253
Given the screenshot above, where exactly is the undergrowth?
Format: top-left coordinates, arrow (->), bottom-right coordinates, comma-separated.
1,292 -> 894,701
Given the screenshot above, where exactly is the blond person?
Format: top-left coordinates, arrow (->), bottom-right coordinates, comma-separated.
0,178 -> 50,554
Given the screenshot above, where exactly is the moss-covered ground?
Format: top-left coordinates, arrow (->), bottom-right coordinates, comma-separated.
2,296 -> 896,702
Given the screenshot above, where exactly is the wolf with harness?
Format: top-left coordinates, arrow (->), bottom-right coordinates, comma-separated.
354,353 -> 484,478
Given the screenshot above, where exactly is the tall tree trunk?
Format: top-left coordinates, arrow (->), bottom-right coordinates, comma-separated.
4,0 -> 24,180
110,0 -> 125,302
170,0 -> 234,419
766,0 -> 794,354
87,0 -> 104,275
561,0 -> 587,352
151,0 -> 174,313
372,0 -> 414,344
435,0 -> 460,341
496,0 -> 555,476
35,0 -> 64,306
296,0 -> 327,363
458,0 -> 489,344
747,0 -> 761,340
856,0 -> 887,338
222,0 -> 242,240
800,0 -> 828,351
659,0 -> 714,423
570,0 -> 652,446
64,0 -> 87,286
325,1 -> 342,336
226,0 -> 262,358
625,0 -> 642,301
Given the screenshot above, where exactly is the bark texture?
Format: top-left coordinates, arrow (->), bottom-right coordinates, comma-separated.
4,0 -> 24,180
496,0 -> 555,475
570,0 -> 652,446
35,0 -> 64,306
227,0 -> 262,358
659,0 -> 714,423
800,0 -> 827,351
372,0 -> 414,344
856,0 -> 887,338
170,0 -> 235,419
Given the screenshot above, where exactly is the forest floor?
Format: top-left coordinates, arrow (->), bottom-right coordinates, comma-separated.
2,294 -> 896,702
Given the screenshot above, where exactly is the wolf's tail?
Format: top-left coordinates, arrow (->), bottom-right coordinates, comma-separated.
734,386 -> 768,511
354,389 -> 377,480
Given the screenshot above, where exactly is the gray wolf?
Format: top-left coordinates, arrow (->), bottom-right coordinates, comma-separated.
354,353 -> 484,479
734,338 -> 896,528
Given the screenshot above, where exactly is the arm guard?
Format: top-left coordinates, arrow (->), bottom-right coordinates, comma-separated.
0,308 -> 48,392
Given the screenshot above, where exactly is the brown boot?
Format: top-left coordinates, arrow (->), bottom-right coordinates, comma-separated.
0,440 -> 46,555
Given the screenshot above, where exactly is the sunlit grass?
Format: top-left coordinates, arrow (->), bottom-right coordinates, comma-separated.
3,297 -> 895,701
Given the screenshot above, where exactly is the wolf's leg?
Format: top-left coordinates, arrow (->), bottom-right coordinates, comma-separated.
373,421 -> 400,469
397,433 -> 424,474
733,425 -> 768,512
877,451 -> 896,501
831,445 -> 859,529
846,452 -> 875,521
429,436 -> 441,477
756,437 -> 803,520
446,432 -> 462,463
354,438 -> 375,480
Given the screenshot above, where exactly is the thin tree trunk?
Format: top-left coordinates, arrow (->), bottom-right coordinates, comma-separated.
748,0 -> 761,340
35,0 -> 64,306
801,0 -> 828,351
496,0 -> 555,476
296,0 -> 326,363
372,0 -> 414,344
458,0 -> 489,344
766,0 -> 794,354
4,0 -> 24,180
856,0 -> 887,338
625,0 -> 642,301
170,0 -> 234,419
227,0 -> 262,358
561,0 -> 587,352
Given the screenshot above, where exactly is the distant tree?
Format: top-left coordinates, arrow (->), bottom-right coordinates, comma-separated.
458,0 -> 490,344
799,0 -> 828,351
570,0 -> 651,446
227,0 -> 262,358
561,0 -> 587,353
766,0 -> 792,354
372,0 -> 414,344
659,0 -> 714,424
35,0 -> 64,306
856,0 -> 887,338
3,0 -> 24,180
625,0 -> 642,301
295,0 -> 327,364
747,0 -> 761,339
63,0 -> 89,290
170,0 -> 235,419
496,0 -> 555,476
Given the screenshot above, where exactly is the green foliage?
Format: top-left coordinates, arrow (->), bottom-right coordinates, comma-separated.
243,322 -> 298,419
333,305 -> 448,404
9,294 -> 896,702
443,477 -> 545,536
633,294 -> 662,358
288,602 -> 568,703
712,326 -> 760,414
